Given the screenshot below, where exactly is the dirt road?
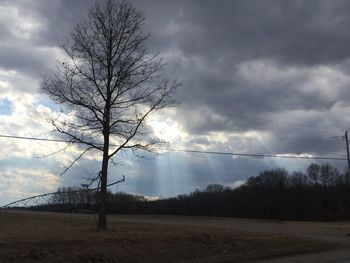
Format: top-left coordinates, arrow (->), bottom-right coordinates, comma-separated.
257,248 -> 350,263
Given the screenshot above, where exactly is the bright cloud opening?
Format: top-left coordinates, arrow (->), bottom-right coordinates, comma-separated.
150,116 -> 185,143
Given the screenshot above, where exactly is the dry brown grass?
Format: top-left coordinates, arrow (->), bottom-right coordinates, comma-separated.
0,210 -> 337,262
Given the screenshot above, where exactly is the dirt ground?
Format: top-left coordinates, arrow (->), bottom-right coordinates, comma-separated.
0,210 -> 346,262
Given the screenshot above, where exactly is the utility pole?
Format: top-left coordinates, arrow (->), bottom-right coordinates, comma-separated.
345,131 -> 350,189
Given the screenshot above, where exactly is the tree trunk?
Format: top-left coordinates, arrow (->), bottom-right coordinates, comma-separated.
99,84 -> 111,230
98,150 -> 109,230
98,123 -> 110,230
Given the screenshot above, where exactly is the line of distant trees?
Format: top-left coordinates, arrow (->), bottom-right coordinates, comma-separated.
31,162 -> 350,221
30,186 -> 96,213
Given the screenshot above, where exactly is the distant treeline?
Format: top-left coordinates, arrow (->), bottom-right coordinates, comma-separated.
31,162 -> 350,221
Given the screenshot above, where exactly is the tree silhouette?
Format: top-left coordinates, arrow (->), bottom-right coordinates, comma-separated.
42,0 -> 177,230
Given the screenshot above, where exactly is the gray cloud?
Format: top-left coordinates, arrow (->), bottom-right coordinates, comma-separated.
139,0 -> 350,66
1,0 -> 350,202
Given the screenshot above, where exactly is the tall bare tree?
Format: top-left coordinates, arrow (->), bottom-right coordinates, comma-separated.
42,0 -> 177,230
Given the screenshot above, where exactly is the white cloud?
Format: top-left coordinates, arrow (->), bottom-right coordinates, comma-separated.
149,112 -> 186,144
232,180 -> 246,188
0,167 -> 59,201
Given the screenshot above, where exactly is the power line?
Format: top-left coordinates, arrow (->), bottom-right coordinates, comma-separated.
162,148 -> 346,161
0,133 -> 346,161
0,134 -> 70,143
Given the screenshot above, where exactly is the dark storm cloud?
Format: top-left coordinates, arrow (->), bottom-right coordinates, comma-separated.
128,0 -> 350,152
0,0 -> 96,78
5,1 -> 350,87
31,0 -> 95,46
136,0 -> 350,66
4,0 -> 350,75
0,43 -> 56,77
1,0 -> 94,44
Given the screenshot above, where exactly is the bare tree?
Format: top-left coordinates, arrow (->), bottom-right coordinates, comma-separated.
306,163 -> 339,188
288,171 -> 308,188
320,162 -> 339,188
41,0 -> 177,230
307,163 -> 320,186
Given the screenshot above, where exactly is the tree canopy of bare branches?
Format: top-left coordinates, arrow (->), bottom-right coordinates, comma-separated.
41,0 -> 177,230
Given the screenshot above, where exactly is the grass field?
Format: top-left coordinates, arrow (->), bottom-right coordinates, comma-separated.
0,210 -> 341,262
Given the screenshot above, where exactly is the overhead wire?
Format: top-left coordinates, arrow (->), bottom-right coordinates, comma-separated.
0,133 -> 346,161
161,148 -> 346,161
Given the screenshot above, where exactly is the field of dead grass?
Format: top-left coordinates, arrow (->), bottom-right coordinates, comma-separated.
0,210 -> 339,262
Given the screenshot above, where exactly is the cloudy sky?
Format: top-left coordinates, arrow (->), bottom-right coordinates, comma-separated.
1,0 -> 350,205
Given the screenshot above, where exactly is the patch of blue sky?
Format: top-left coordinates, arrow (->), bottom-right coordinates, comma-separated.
0,98 -> 12,115
35,98 -> 61,112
